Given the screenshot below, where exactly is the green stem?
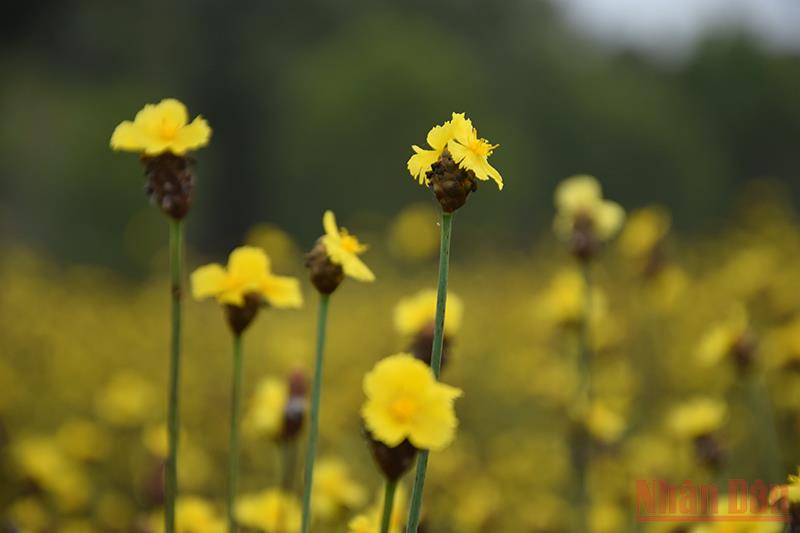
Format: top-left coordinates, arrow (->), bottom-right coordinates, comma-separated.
227,334 -> 245,533
406,211 -> 454,533
575,261 -> 593,533
746,376 -> 783,483
380,480 -> 398,533
300,293 -> 331,533
165,219 -> 183,533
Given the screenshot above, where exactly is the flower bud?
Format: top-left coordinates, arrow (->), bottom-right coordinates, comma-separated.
409,321 -> 451,371
304,241 -> 344,295
141,153 -> 195,220
568,214 -> 600,263
225,293 -> 263,335
731,331 -> 757,376
363,427 -> 417,482
428,151 -> 478,213
279,369 -> 308,442
693,434 -> 724,471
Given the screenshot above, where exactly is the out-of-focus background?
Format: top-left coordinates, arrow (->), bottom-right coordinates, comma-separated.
2,0 -> 799,271
3,2 -> 800,532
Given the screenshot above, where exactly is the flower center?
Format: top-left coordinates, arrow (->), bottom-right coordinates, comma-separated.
159,120 -> 179,140
468,138 -> 494,157
389,397 -> 418,422
340,232 -> 365,255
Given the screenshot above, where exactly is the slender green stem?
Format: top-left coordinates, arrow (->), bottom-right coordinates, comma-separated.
165,219 -> 183,533
746,376 -> 783,483
575,261 -> 593,533
406,211 -> 454,533
300,293 -> 331,533
227,334 -> 245,533
380,480 -> 398,533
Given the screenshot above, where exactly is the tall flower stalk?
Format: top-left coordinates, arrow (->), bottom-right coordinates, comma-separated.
191,246 -> 303,532
405,211 -> 452,533
379,480 -> 398,533
301,211 -> 374,533
110,98 -> 211,533
166,219 -> 183,533
404,113 -> 503,532
552,175 -> 625,531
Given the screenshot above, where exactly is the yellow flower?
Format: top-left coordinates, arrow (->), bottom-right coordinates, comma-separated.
407,113 -> 503,190
110,98 -> 211,155
320,210 -> 375,282
695,305 -> 749,367
311,458 -> 367,521
244,377 -> 288,439
667,397 -> 727,439
236,489 -> 301,532
769,468 -> 800,505
362,353 -> 462,450
387,203 -> 439,262
149,497 -> 225,533
56,419 -> 111,462
394,289 -> 463,337
617,206 -> 671,259
94,372 -> 155,427
554,175 -> 625,241
447,112 -> 503,190
191,246 -> 303,308
585,402 -> 627,444
7,497 -> 50,531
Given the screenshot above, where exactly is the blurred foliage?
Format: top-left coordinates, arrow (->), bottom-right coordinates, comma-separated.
2,187 -> 800,531
1,1 -> 799,274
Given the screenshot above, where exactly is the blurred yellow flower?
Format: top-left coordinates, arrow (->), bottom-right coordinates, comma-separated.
7,497 -> 50,531
110,98 -> 211,155
407,113 -> 503,189
236,489 -> 301,532
535,269 -> 608,328
617,206 -> 671,259
245,223 -> 302,274
589,501 -> 626,533
57,520 -> 94,533
585,402 -> 627,444
311,458 -> 367,520
668,397 -> 727,438
362,353 -> 462,450
695,304 -> 749,367
320,210 -> 375,282
244,377 -> 288,439
387,203 -> 439,261
394,289 -> 463,337
191,246 -> 303,308
554,175 -> 625,241
149,497 -> 225,533
56,419 -> 111,462
94,371 -> 155,427
769,468 -> 800,505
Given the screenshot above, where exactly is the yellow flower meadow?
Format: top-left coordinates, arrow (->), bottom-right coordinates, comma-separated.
407,112 -> 503,189
362,353 -> 462,450
235,489 -> 302,532
394,289 -> 463,337
320,210 -> 375,282
190,246 -> 302,308
553,175 -> 625,241
110,98 -> 211,156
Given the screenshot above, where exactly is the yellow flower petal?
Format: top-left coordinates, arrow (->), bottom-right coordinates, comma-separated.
322,210 -> 339,241
555,175 -> 602,214
407,147 -> 439,184
227,247 -> 270,284
190,264 -> 227,301
594,200 -> 625,239
170,116 -> 212,155
261,275 -> 303,309
426,122 -> 454,151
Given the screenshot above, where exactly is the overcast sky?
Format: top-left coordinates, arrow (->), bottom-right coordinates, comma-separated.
555,0 -> 800,57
